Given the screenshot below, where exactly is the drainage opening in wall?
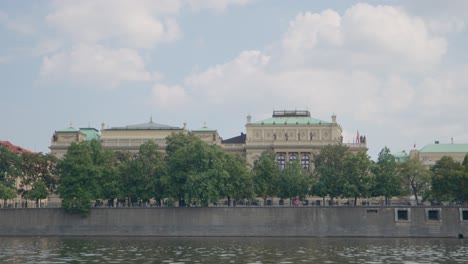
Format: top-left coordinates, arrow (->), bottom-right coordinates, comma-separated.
397,210 -> 409,220
394,208 -> 411,221
427,209 -> 441,221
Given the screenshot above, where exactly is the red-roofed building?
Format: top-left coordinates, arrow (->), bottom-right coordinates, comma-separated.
0,141 -> 33,154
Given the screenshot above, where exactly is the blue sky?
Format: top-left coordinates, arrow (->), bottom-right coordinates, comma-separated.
1,0 -> 468,159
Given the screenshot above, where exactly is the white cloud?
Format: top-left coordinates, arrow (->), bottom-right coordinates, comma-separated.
186,0 -> 251,12
45,0 -> 252,49
46,0 -> 182,49
185,50 -> 271,105
33,39 -> 63,56
342,4 -> 446,69
151,83 -> 190,108
280,3 -> 447,71
39,44 -> 158,87
282,10 -> 342,52
428,18 -> 465,35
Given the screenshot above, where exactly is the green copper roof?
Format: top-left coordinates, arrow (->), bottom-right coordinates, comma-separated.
392,151 -> 409,162
57,127 -> 80,133
251,116 -> 330,126
79,128 -> 99,141
392,151 -> 409,158
420,144 -> 468,153
192,126 -> 216,132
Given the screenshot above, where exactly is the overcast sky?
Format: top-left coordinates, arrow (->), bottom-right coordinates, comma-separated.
1,0 -> 468,159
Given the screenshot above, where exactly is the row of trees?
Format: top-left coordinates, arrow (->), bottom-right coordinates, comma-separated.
0,146 -> 56,207
243,145 -> 468,207
2,134 -> 468,216
57,134 -> 254,215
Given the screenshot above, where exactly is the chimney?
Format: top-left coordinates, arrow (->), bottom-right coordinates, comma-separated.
331,114 -> 336,123
451,137 -> 454,144
246,114 -> 252,124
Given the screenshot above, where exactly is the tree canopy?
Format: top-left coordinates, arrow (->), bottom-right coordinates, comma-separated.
373,147 -> 401,205
430,156 -> 467,203
252,150 -> 279,205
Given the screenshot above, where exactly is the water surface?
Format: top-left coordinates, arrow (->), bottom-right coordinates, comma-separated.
0,237 -> 466,263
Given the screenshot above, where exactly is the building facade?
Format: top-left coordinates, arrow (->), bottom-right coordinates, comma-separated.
49,110 -> 368,169
100,118 -> 186,153
222,110 -> 367,168
410,142 -> 468,166
49,127 -> 99,158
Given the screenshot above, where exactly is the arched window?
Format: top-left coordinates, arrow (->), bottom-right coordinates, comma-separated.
277,154 -> 285,170
301,154 -> 309,170
289,153 -> 297,162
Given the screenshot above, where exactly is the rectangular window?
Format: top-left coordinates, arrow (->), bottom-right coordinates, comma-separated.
397,210 -> 408,220
428,210 -> 440,221
463,210 -> 468,221
395,208 -> 410,221
367,209 -> 378,214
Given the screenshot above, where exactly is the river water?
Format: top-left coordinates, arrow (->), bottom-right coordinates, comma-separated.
0,237 -> 466,263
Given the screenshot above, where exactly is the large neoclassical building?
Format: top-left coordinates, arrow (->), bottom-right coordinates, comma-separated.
49,110 -> 367,168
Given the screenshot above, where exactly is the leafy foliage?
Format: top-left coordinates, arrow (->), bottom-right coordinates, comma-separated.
20,152 -> 58,201
277,160 -> 311,202
398,159 -> 431,205
311,144 -> 349,202
373,147 -> 401,205
165,133 -> 248,206
252,151 -> 279,204
23,181 -> 49,207
118,141 -> 167,206
342,151 -> 374,205
0,146 -> 22,187
58,140 -> 104,216
430,156 -> 466,203
221,153 -> 254,204
0,182 -> 17,206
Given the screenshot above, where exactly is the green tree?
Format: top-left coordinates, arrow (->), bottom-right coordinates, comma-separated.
398,159 -> 431,205
373,147 -> 401,205
430,156 -> 465,203
110,151 -> 132,206
165,133 -> 198,206
88,140 -> 115,205
220,152 -> 254,206
463,154 -> 468,204
58,140 -> 104,216
342,152 -> 374,205
311,144 -> 349,204
0,182 -> 16,207
252,151 -> 279,205
166,133 -> 229,206
23,181 -> 49,208
0,146 -> 21,187
277,159 -> 311,204
185,144 -> 228,206
118,141 -> 167,206
0,146 -> 22,207
20,152 -> 58,207
463,154 -> 468,172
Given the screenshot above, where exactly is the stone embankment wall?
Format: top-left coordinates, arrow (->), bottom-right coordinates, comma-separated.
0,207 -> 467,237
